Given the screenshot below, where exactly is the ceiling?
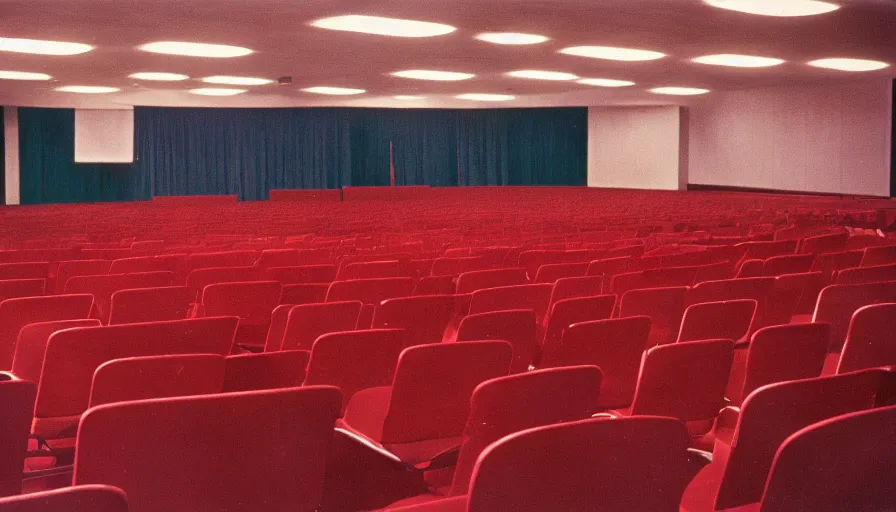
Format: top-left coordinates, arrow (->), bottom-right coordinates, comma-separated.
0,0 -> 894,109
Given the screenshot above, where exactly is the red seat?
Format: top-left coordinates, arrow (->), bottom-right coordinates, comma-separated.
222,350 -> 310,392
799,231 -> 848,255
338,341 -> 512,465
726,323 -> 830,406
681,369 -> 885,511
64,272 -> 175,323
54,260 -> 111,294
540,295 -> 616,354
340,260 -> 403,280
198,281 -> 282,349
431,257 -> 490,277
179,250 -> 260,281
304,329 -> 404,410
109,254 -> 185,274
456,310 -> 537,374
835,263 -> 896,285
0,279 -> 46,302
33,317 -> 238,440
11,319 -> 102,383
836,303 -> 896,374
532,262 -> 588,284
619,286 -> 688,347
108,286 -> 193,325
468,284 -> 552,325
455,268 -> 527,294
0,485 -> 128,511
392,417 -> 691,512
756,405 -> 896,512
765,271 -> 826,322
0,262 -> 48,280
414,276 -> 456,296
677,299 -> 757,344
518,250 -> 583,280
280,283 -> 329,305
186,266 -> 260,299
265,265 -> 337,285
326,278 -> 415,304
548,276 -> 604,305
74,387 -> 342,512
262,304 -> 294,352
0,295 -> 94,370
89,354 -> 226,407
585,256 -> 634,280
373,295 -> 456,348
736,240 -> 798,262
255,249 -> 300,269
610,266 -> 700,296
740,254 -> 814,277
860,245 -> 896,267
280,301 -> 363,351
812,280 -> 896,353
0,380 -> 36,497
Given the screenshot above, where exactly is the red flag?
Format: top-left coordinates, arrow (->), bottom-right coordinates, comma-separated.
389,141 -> 396,186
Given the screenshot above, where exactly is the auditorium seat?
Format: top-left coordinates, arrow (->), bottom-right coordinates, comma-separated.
222,350 -> 310,392
54,260 -> 111,294
304,329 -> 404,410
89,354 -> 226,406
835,262 -> 896,284
373,295 -> 456,348
0,485 -> 128,512
0,279 -> 46,302
179,250 -> 260,281
0,262 -> 49,281
0,295 -> 94,370
186,266 -> 260,299
280,283 -> 329,305
339,260 -> 404,280
264,264 -> 337,284
532,262 -> 589,283
326,277 -> 415,305
860,244 -> 896,267
677,300 -> 757,344
0,380 -> 36,497
391,417 -> 690,512
197,281 -> 281,349
542,316 -> 651,409
765,271 -> 826,323
64,272 -> 175,323
456,310 -> 537,374
812,280 -> 896,353
467,284 -> 552,325
254,249 -> 300,269
11,319 -> 102,383
455,268 -> 528,294
73,387 -> 342,512
610,266 -> 700,296
414,276 -> 456,296
338,341 -> 512,465
681,369 -> 885,511
584,256 -> 633,281
279,301 -> 363,351
109,254 -> 185,274
540,294 -> 616,351
799,231 -> 848,255
836,303 -> 896,373
619,286 -> 688,347
107,286 -> 193,325
547,276 -> 604,305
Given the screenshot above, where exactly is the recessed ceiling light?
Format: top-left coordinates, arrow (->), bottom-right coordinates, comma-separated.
189,88 -> 247,96
475,32 -> 549,45
456,93 -> 515,102
139,41 -> 252,58
0,37 -> 93,55
577,78 -> 635,87
56,86 -> 120,94
393,95 -> 425,100
506,70 -> 579,81
559,46 -> 665,61
649,87 -> 711,96
704,0 -> 839,17
303,86 -> 366,95
0,70 -> 52,81
392,70 -> 475,81
311,15 -> 456,37
693,54 -> 785,67
129,72 -> 190,81
201,76 -> 273,85
808,58 -> 889,72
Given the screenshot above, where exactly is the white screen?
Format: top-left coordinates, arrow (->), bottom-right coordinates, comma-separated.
74,109 -> 135,163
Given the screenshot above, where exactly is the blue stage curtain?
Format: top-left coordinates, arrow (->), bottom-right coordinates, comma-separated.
17,108 -> 147,204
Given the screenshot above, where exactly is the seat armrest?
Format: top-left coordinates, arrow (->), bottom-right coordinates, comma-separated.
0,371 -> 19,381
716,406 -> 741,433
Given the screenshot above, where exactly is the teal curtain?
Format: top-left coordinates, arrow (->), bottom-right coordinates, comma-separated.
18,108 -> 147,204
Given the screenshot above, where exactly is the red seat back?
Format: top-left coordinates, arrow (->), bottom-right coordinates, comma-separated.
280,284 -> 329,305
456,268 -> 528,294
325,278 -> 415,305
0,295 -> 94,370
835,263 -> 896,285
373,295 -> 455,348
677,299 -> 757,343
280,301 -> 363,351
0,380 -> 36,497
265,265 -> 337,285
54,260 -> 111,294
813,281 -> 896,352
0,485 -> 127,511
108,286 -> 193,325
222,350 -> 311,392
619,286 -> 688,347
533,262 -> 589,284
468,284 -> 552,324
548,276 -> 604,305
0,279 -> 46,302
109,254 -> 186,274
90,354 -> 226,407
0,262 -> 48,280
837,303 -> 896,373
11,319 -> 102,383
860,245 -> 896,267
541,295 -> 616,354
64,272 -> 175,323
457,310 -> 537,374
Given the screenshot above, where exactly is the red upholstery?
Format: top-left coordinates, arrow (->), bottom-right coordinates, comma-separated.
677,300 -> 757,344
860,244 -> 896,267
265,265 -> 337,284
629,339 -> 734,423
518,250 -> 585,279
54,260 -> 111,294
431,257 -> 489,277
681,369 -> 885,511
222,350 -> 310,392
467,284 -> 552,325
90,354 -> 226,406
33,317 -> 238,439
543,316 -> 650,409
280,301 -> 363,351
198,281 -> 282,348
186,266 -> 259,297
263,304 -> 293,352
0,262 -> 48,280
585,256 -> 633,278
0,485 -> 128,511
727,323 -> 830,405
810,249 -> 864,275
837,303 -> 896,373
610,265 -> 700,296
0,295 -> 94,370
304,329 -> 404,410
414,276 -> 456,296
339,341 -> 512,464
254,249 -> 300,269
64,272 -> 175,323
532,262 -> 589,283
812,280 -> 896,352
11,319 -> 102,383
456,310 -> 537,374
108,286 -> 193,325
455,268 -> 527,294
280,283 -> 329,305
619,286 -> 688,347
374,295 -> 455,348
835,262 -> 896,285
326,278 -> 415,304
340,260 -> 403,280
109,254 -> 185,274
799,231 -> 848,255
391,417 -> 690,512
74,387 -> 342,512
0,380 -> 36,497
758,405 -> 896,512
548,276 -> 604,305
180,250 -> 260,280
0,279 -> 46,302
736,240 -> 798,261
765,271 -> 826,322
541,295 -> 616,351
